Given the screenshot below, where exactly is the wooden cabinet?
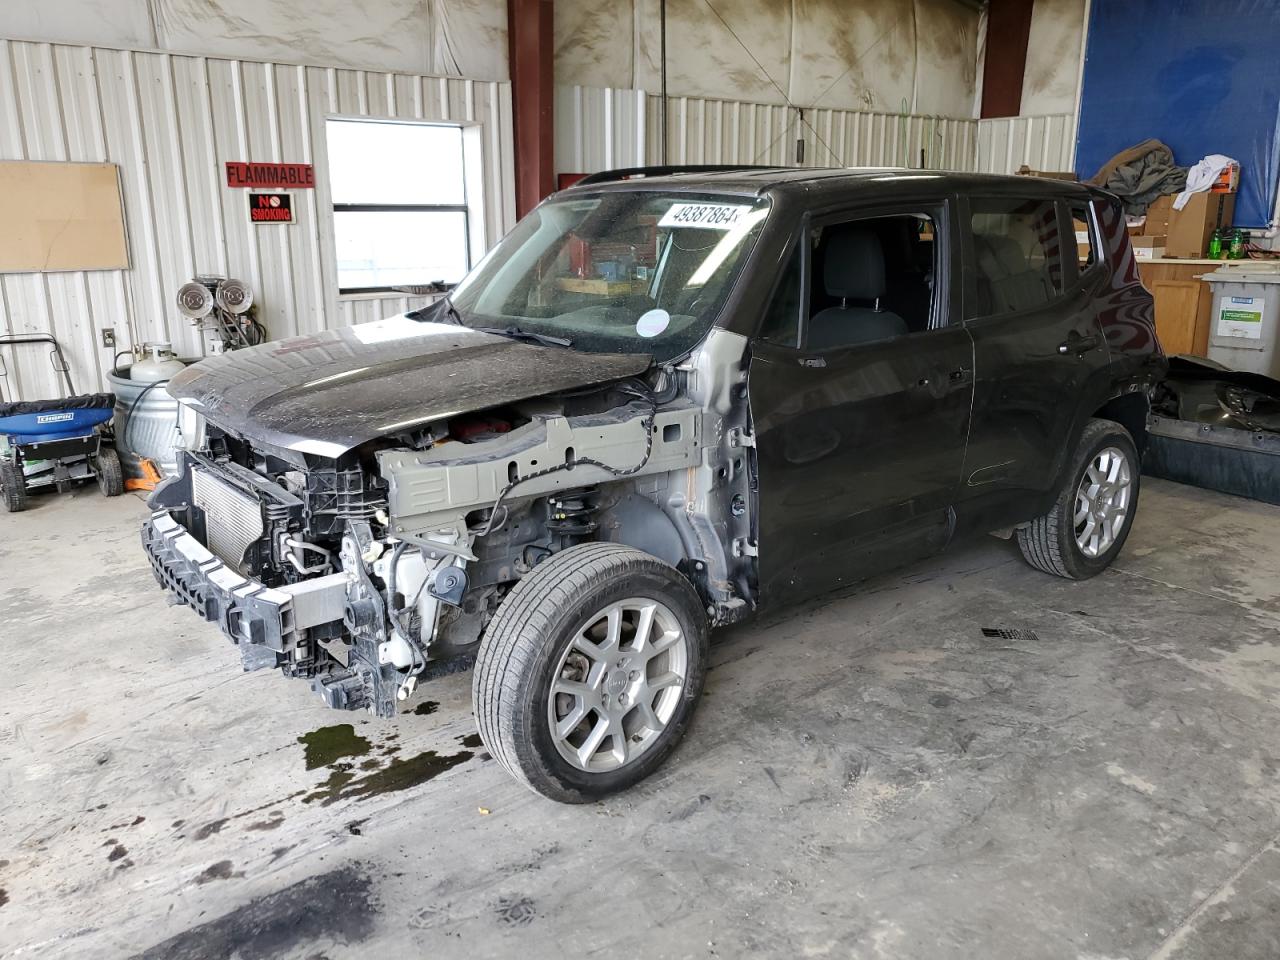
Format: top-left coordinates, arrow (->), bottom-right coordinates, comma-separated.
1136,260 -> 1215,356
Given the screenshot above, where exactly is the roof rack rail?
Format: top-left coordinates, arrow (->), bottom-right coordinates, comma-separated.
570,164 -> 785,187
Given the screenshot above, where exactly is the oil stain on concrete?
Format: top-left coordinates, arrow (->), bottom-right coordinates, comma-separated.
133,863 -> 376,959
296,720 -> 474,806
297,724 -> 372,770
301,749 -> 473,806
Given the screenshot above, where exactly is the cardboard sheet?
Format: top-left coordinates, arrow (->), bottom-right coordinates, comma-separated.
0,161 -> 129,272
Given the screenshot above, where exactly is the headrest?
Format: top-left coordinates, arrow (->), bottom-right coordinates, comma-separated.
974,233 -> 1027,278
823,227 -> 886,301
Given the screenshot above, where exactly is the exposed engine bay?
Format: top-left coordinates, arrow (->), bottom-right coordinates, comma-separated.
143,328 -> 756,717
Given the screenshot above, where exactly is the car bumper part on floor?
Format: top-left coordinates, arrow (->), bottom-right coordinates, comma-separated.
142,510 -> 347,671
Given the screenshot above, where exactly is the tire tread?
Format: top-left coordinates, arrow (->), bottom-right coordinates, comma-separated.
1016,418 -> 1137,580
473,542 -> 702,801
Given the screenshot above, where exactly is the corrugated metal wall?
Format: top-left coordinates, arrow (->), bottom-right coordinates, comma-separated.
556,85 -> 982,175
0,38 -> 515,403
975,113 -> 1077,175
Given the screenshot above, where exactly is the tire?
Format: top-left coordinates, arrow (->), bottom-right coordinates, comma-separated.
1017,418 -> 1141,580
473,542 -> 709,803
1,458 -> 27,513
95,446 -> 124,497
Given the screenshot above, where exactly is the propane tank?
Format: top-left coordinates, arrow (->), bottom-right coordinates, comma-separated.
130,342 -> 187,383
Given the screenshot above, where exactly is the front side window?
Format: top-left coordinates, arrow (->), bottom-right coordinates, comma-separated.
968,197 -> 1065,319
803,212 -> 939,350
445,191 -> 770,362
327,119 -> 471,292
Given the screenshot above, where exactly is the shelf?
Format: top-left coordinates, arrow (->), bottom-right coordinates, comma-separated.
554,277 -> 648,296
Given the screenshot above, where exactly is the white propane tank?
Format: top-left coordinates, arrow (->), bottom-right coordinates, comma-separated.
130,342 -> 187,382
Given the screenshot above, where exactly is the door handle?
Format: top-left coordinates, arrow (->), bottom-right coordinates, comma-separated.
1058,333 -> 1100,355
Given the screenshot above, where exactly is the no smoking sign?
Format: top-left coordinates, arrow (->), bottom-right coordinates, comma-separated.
248,192 -> 294,224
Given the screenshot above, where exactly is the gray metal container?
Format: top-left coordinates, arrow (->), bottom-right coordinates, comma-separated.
108,365 -> 187,478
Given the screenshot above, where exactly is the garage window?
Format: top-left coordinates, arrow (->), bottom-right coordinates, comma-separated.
327,119 -> 471,293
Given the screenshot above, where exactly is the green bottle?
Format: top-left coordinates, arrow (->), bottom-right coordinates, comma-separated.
1207,228 -> 1223,259
1228,228 -> 1245,259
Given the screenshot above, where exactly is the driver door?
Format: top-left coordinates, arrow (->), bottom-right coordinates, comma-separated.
748,201 -> 975,605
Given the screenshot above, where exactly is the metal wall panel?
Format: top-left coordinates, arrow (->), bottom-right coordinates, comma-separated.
554,85 -> 646,174
975,113 -> 1077,175
0,38 -> 515,403
554,87 -> 981,175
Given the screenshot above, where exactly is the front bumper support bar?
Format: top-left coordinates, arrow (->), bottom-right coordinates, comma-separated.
142,511 -> 346,671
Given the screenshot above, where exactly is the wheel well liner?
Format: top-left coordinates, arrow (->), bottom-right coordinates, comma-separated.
1092,391 -> 1149,454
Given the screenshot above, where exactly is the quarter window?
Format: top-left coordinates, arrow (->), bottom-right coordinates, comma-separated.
757,241 -> 802,346
968,198 -> 1065,318
1069,201 -> 1098,271
326,119 -> 472,293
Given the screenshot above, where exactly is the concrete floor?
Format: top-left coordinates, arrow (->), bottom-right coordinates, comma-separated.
2,477 -> 1279,959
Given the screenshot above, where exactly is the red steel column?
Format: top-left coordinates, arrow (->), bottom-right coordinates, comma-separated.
508,0 -> 555,217
980,0 -> 1034,119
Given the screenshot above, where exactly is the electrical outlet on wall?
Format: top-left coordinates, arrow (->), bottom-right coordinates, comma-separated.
101,328 -> 116,348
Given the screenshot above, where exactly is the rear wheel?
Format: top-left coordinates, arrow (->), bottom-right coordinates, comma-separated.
95,446 -> 124,497
1,458 -> 27,513
473,542 -> 709,803
1017,418 -> 1140,579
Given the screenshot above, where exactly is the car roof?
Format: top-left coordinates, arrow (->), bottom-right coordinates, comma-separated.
563,166 -> 1101,203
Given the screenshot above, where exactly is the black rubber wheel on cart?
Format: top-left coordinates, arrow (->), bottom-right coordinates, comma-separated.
1,458 -> 27,513
95,446 -> 125,497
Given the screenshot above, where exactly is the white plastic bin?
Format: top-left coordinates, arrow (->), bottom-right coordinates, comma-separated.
1202,262 -> 1280,376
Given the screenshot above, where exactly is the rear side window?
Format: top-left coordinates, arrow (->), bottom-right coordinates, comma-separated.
968,198 -> 1065,318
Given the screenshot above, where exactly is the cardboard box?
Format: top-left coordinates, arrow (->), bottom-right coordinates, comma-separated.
1144,195 -> 1173,236
1131,235 -> 1166,260
1165,191 -> 1235,258
1015,164 -> 1077,180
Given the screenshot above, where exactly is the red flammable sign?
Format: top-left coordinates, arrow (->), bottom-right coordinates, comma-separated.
226,161 -> 314,189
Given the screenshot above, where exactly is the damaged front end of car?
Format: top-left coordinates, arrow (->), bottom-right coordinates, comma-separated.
142,326 -> 758,717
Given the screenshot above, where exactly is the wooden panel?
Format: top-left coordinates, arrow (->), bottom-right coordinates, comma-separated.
0,160 -> 128,272
1151,279 -> 1202,355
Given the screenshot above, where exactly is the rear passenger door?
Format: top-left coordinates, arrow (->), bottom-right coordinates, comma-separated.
958,194 -> 1110,527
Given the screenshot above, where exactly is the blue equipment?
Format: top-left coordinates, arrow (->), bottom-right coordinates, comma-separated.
0,334 -> 124,512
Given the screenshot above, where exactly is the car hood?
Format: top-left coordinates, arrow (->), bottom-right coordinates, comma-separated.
167,315 -> 652,457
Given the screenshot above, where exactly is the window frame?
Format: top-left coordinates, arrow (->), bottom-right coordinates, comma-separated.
1063,197 -> 1104,287
792,199 -> 954,354
326,117 -> 475,295
960,193 -> 1073,325
753,233 -> 805,347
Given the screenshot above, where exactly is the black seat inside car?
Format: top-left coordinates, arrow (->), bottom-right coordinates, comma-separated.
808,227 -> 908,349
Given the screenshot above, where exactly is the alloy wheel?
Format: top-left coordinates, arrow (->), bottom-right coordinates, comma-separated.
547,597 -> 689,773
1074,445 -> 1132,558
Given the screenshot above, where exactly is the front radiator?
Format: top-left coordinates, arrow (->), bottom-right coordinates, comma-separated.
191,467 -> 265,573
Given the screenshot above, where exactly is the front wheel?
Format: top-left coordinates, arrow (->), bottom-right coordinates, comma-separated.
473,542 -> 709,803
1017,418 -> 1140,579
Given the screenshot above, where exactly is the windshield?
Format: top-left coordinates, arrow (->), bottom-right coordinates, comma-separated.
445,191 -> 770,362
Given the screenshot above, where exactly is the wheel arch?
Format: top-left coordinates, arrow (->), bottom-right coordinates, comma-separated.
1091,390 -> 1150,456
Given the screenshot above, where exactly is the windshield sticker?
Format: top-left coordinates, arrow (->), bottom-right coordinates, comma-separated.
635,309 -> 671,338
658,203 -> 753,230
